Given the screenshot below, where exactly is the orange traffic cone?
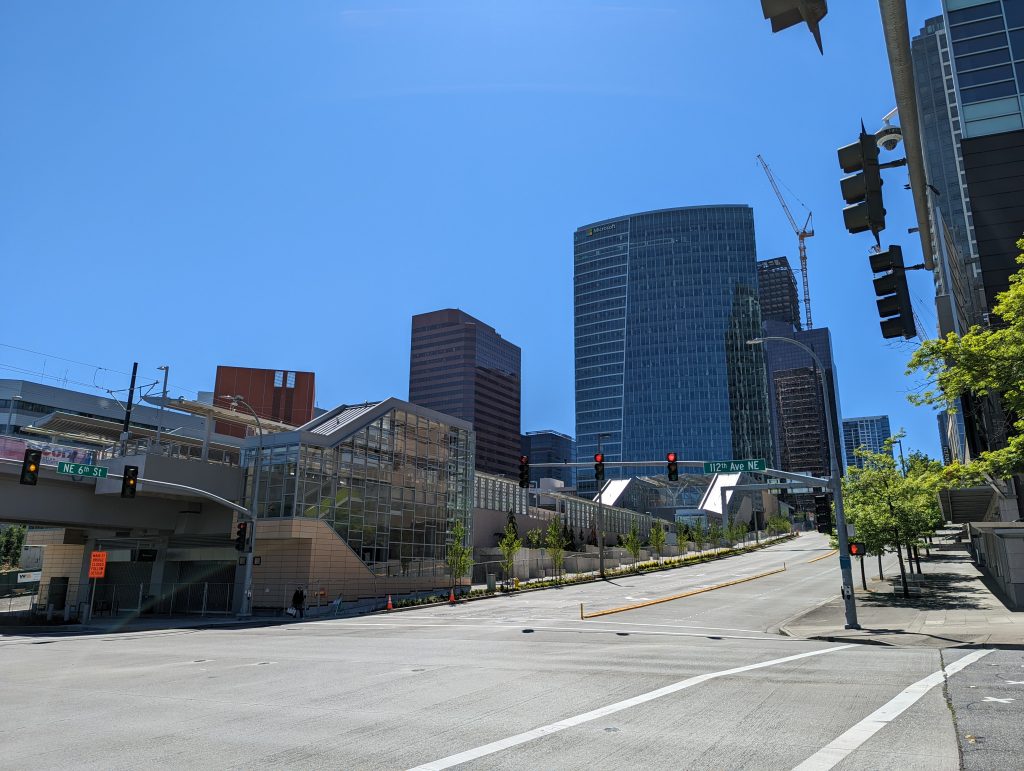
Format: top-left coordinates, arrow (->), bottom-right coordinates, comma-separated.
386,595 -> 393,611
449,588 -> 456,604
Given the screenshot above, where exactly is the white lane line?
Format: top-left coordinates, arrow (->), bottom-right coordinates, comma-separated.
791,648 -> 992,771
333,621 -> 776,641
406,644 -> 855,771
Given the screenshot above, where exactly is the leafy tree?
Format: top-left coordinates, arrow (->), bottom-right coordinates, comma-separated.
497,521 -> 522,590
707,520 -> 723,549
0,525 -> 27,569
446,519 -> 473,593
690,520 -> 706,552
841,437 -> 974,596
545,517 -> 566,581
766,516 -> 791,536
505,510 -> 519,539
526,528 -> 542,550
648,521 -> 666,558
727,523 -> 747,545
562,522 -> 577,553
623,519 -> 643,571
907,237 -> 1024,479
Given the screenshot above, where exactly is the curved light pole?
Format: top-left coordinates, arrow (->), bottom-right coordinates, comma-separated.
221,394 -> 263,617
748,337 -> 860,629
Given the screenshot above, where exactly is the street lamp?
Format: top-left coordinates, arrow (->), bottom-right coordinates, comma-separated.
747,337 -> 860,629
155,366 -> 169,447
5,395 -> 22,436
596,432 -> 612,577
220,394 -> 263,617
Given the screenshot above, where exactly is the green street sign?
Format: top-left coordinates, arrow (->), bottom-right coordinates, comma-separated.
703,459 -> 767,474
56,462 -> 109,478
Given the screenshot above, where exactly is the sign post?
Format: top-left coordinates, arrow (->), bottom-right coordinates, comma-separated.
87,551 -> 107,623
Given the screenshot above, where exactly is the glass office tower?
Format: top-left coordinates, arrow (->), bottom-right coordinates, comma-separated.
574,205 -> 773,497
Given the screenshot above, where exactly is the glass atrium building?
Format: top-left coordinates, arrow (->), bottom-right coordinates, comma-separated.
574,206 -> 774,497
242,398 -> 475,604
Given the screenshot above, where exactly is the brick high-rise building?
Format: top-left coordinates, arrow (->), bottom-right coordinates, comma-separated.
213,366 -> 315,438
409,309 -> 521,476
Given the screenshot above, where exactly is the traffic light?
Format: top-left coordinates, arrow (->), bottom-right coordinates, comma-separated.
848,541 -> 867,557
19,448 -> 41,486
813,494 -> 832,534
760,0 -> 827,53
121,465 -> 138,498
518,455 -> 530,489
666,452 -> 679,481
871,245 -> 916,340
838,126 -> 885,241
235,521 -> 248,552
594,453 -> 605,482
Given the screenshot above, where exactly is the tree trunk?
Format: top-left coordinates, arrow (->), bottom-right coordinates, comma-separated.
913,545 -> 923,574
894,536 -> 909,598
877,551 -> 884,580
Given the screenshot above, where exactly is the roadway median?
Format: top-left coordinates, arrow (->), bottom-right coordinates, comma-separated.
580,565 -> 787,619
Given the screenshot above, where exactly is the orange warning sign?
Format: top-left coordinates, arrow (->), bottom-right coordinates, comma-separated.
88,551 -> 107,579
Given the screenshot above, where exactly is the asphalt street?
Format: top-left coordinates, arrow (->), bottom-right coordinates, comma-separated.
0,532 -> 1019,770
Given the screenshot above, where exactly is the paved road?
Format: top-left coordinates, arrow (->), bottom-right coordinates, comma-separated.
0,533 -> 1017,770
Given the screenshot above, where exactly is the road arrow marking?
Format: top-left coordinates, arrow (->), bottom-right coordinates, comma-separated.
983,697 -> 1015,703
1005,680 -> 1024,685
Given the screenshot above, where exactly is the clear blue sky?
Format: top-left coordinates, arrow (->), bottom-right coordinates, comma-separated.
0,1 -> 944,459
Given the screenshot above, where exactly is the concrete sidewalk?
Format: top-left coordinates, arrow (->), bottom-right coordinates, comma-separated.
780,547 -> 1024,648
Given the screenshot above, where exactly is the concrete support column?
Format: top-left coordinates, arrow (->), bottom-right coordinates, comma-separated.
148,541 -> 168,597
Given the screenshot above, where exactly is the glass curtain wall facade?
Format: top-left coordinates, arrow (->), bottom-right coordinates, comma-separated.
244,401 -> 474,573
520,430 -> 576,487
574,206 -> 773,497
842,415 -> 894,470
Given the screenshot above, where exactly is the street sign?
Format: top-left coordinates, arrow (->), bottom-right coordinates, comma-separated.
88,551 -> 107,579
703,459 -> 767,474
57,462 -> 109,478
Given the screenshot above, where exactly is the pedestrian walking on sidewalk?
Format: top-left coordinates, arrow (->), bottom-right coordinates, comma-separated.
291,586 -> 306,619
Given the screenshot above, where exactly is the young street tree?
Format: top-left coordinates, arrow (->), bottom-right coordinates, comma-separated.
691,520 -> 706,553
648,520 -> 666,559
446,519 -> 473,595
498,521 -> 522,590
841,436 -> 974,597
545,516 -> 566,582
623,519 -> 643,571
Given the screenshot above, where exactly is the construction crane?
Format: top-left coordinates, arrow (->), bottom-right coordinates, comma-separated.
756,154 -> 815,330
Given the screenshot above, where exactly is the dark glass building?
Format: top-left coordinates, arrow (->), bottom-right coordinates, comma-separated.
409,309 -> 521,476
758,256 -> 843,480
574,205 -> 773,498
757,257 -> 802,329
520,430 -> 576,487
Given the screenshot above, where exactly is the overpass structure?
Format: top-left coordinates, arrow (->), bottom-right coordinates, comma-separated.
1,436 -> 244,619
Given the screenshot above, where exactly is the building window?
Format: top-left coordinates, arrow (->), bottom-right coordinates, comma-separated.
286,371 -> 296,389
274,371 -> 284,387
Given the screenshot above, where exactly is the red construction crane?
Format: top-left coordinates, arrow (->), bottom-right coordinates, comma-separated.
756,154 -> 815,330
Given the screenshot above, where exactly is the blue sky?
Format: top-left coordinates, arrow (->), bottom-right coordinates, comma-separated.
0,1 -> 944,459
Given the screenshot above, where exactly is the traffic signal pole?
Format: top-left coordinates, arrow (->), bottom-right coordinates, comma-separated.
750,337 -> 859,629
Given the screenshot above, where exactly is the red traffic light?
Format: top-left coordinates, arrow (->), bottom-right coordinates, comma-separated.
594,453 -> 603,463
666,452 -> 677,463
